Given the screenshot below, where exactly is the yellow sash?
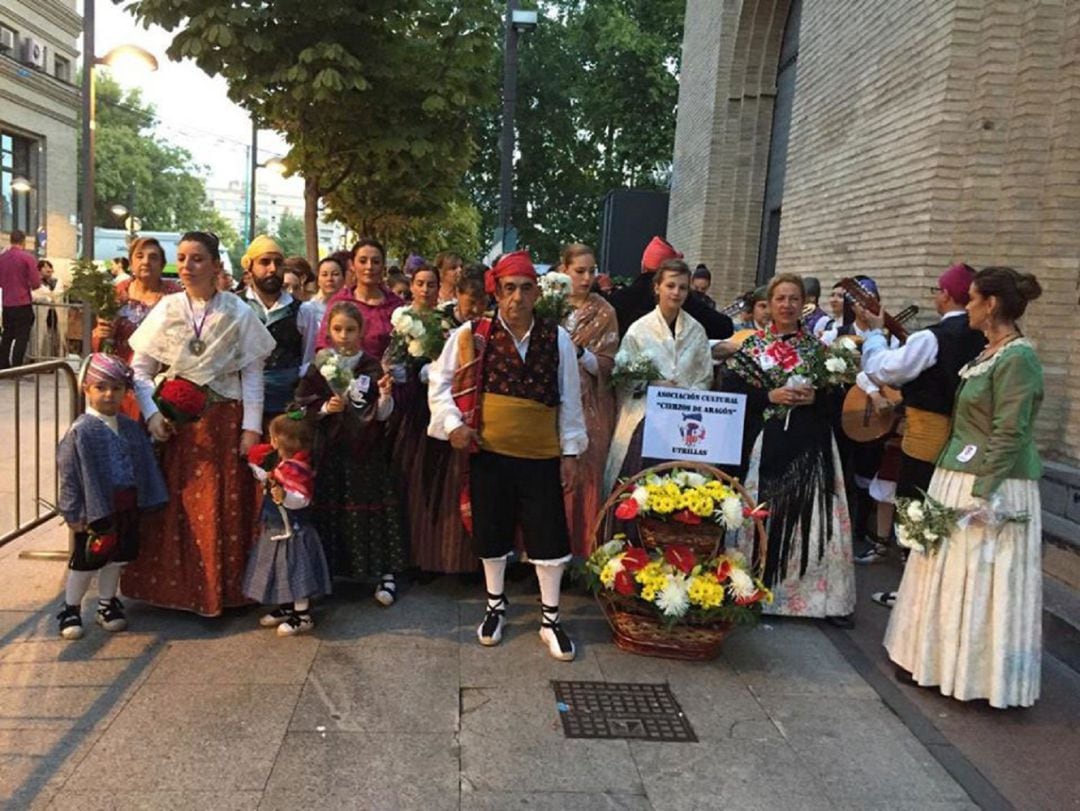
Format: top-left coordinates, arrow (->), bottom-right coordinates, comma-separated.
479,393 -> 560,459
901,406 -> 951,463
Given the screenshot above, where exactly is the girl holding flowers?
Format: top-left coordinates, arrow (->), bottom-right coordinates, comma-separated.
295,301 -> 407,606
722,273 -> 855,624
603,259 -> 712,493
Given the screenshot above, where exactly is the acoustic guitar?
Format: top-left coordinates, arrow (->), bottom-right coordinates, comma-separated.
839,303 -> 920,443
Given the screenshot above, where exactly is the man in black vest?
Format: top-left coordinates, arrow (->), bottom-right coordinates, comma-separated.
241,235 -> 303,422
856,263 -> 986,603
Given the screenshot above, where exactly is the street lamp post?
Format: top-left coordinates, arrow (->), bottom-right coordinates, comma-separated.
497,2 -> 538,254
79,0 -> 158,262
246,120 -> 287,243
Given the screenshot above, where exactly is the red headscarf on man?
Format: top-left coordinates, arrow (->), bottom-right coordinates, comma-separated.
641,236 -> 683,273
484,250 -> 537,295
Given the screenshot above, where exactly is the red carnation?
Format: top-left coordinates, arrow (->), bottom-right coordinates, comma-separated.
663,544 -> 696,575
613,569 -> 637,596
672,508 -> 702,525
620,548 -> 651,573
614,498 -> 640,520
247,443 -> 275,468
154,378 -> 208,423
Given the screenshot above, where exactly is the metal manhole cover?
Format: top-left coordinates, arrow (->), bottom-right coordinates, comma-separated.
552,680 -> 697,742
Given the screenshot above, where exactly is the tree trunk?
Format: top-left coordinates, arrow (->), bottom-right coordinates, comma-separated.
303,175 -> 320,266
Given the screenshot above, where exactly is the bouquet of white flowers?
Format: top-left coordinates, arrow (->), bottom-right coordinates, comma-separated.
534,271 -> 573,321
386,306 -> 447,369
314,349 -> 355,397
823,336 -> 860,387
611,347 -> 661,397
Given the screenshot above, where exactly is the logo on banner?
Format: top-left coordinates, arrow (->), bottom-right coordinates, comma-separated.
679,412 -> 707,448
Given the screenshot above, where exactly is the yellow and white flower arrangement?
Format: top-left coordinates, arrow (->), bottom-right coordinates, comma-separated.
583,536 -> 771,626
614,469 -> 765,529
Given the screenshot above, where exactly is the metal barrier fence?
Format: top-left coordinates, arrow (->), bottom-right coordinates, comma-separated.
0,359 -> 81,548
27,300 -> 94,362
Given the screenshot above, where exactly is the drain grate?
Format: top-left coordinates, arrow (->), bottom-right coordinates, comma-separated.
552,680 -> 697,742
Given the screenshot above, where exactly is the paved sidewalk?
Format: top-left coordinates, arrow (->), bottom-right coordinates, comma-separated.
1,522 -> 975,810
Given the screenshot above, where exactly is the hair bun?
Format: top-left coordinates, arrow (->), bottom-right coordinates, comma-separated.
1015,272 -> 1042,303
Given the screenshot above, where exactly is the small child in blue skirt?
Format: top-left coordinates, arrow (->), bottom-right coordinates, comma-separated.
244,413 -> 331,636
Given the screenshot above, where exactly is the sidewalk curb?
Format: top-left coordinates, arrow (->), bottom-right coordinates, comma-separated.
820,624 -> 1014,811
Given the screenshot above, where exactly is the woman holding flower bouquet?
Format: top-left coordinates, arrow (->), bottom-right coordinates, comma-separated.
603,259 -> 712,494
296,301 -> 407,605
722,273 -> 855,623
125,231 -> 276,616
885,267 -> 1044,708
561,244 -> 620,556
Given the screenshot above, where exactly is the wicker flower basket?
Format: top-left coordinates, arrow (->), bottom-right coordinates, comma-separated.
599,593 -> 733,661
637,516 -> 721,558
589,461 -> 768,661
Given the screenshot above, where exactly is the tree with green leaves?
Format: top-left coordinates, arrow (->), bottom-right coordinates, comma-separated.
273,211 -> 306,258
90,72 -> 239,250
117,0 -> 499,264
466,0 -> 684,261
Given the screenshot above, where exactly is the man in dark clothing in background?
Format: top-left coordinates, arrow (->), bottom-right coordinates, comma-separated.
606,236 -> 734,339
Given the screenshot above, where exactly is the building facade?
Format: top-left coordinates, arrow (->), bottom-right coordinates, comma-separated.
669,0 -> 1080,558
0,0 -> 80,262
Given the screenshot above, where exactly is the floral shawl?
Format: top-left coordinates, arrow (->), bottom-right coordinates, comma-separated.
727,325 -> 826,421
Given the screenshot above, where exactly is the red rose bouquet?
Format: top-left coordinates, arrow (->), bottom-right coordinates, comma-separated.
153,377 -> 209,424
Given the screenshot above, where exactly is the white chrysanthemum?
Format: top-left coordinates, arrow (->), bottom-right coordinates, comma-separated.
655,575 -> 691,618
838,336 -> 858,352
728,568 -> 757,600
721,496 -> 744,529
630,486 -> 649,508
824,356 -> 847,373
906,501 -> 925,522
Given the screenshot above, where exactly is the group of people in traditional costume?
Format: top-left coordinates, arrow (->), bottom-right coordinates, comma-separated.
54,228 -> 1046,706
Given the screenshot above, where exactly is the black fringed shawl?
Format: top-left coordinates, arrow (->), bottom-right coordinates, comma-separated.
722,329 -> 837,587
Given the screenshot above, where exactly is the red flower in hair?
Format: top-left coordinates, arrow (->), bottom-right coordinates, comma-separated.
663,544 -> 696,575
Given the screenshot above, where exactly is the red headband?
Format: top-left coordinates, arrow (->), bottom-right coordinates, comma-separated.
485,250 -> 537,295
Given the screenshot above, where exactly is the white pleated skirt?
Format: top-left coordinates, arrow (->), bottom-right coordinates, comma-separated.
884,469 -> 1042,708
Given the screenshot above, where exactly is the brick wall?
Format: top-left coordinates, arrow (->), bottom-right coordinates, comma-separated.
669,0 -> 1080,464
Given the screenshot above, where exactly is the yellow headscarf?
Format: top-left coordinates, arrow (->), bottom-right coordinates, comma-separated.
241,234 -> 284,271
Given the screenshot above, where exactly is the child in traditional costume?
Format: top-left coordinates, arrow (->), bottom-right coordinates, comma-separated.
243,413 -> 332,636
56,354 -> 168,639
295,301 -> 407,605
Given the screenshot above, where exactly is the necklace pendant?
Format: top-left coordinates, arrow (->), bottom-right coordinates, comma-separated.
189,337 -> 207,356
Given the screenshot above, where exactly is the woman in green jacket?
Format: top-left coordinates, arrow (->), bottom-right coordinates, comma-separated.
885,266 -> 1044,708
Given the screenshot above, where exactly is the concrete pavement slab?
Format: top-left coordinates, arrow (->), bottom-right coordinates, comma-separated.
459,686 -> 640,795
47,790 -> 264,810
722,619 -> 877,698
259,731 -> 458,811
0,685 -> 125,731
62,683 -> 299,792
316,579 -> 464,649
290,642 -> 458,733
145,631 -> 318,686
629,738 -> 835,811
0,657 -> 132,688
460,790 -> 654,810
0,632 -> 160,664
758,694 -> 972,805
0,727 -> 107,809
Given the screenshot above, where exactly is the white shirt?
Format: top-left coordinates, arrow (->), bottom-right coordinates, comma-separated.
426,314 -> 589,456
245,287 -> 294,318
857,310 -> 965,394
86,405 -> 119,435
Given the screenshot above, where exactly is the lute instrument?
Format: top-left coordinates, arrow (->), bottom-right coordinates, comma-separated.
839,302 -> 920,443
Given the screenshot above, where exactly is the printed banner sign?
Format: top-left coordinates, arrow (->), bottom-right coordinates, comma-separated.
641,387 -> 746,466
